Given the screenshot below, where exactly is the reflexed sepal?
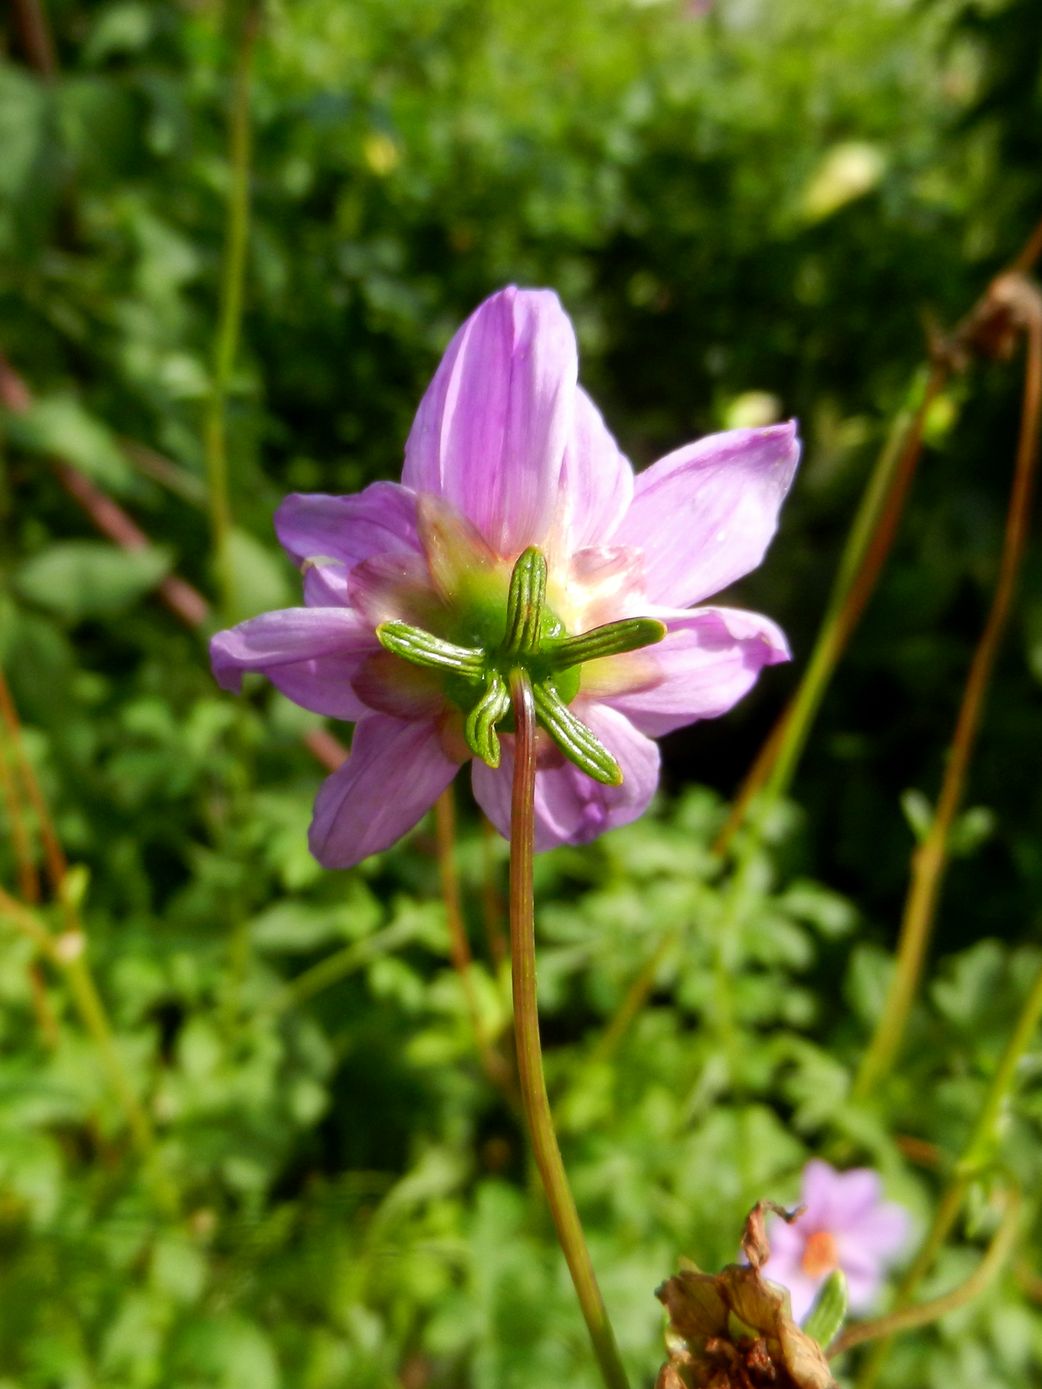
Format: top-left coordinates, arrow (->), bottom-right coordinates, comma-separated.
464,672 -> 511,769
802,1270 -> 847,1349
533,683 -> 622,786
545,616 -> 666,669
502,547 -> 548,657
376,621 -> 484,678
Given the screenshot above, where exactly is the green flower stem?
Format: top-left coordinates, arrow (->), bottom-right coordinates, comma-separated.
839,1186 -> 1021,1365
507,668 -> 630,1389
433,788 -> 516,1105
717,363 -> 944,856
204,0 -> 259,618
0,887 -> 177,1216
855,310 -> 1042,1099
588,927 -> 681,1066
853,953 -> 1042,1388
264,915 -> 428,1015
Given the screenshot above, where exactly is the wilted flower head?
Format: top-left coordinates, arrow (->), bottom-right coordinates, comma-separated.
760,1160 -> 910,1323
657,1202 -> 838,1389
211,287 -> 799,868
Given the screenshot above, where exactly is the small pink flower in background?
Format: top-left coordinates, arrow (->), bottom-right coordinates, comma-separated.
211,286 -> 799,868
761,1160 -> 911,1322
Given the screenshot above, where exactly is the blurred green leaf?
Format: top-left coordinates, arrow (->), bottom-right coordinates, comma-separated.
14,541 -> 172,619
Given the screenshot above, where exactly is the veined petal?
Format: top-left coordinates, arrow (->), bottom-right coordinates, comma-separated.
471,701 -> 659,850
402,286 -> 578,556
347,552 -> 446,628
302,562 -> 349,607
562,544 -> 647,631
558,387 -> 634,551
614,421 -> 800,606
308,714 -> 459,869
593,605 -> 790,737
210,607 -> 376,720
275,481 -> 422,568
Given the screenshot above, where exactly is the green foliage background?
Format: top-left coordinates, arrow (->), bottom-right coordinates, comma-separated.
0,1 -> 1041,1385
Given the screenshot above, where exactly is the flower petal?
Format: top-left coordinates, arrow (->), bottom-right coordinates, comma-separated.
347,552 -> 447,629
613,421 -> 800,606
591,605 -> 790,737
765,1266 -> 821,1326
210,608 -> 376,720
402,286 -> 578,555
308,714 -> 459,868
302,562 -> 349,607
839,1203 -> 911,1261
275,482 -> 422,568
803,1161 -> 879,1230
841,1266 -> 885,1314
471,701 -> 659,850
558,387 -> 634,551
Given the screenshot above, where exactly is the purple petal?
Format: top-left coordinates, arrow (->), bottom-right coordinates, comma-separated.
761,1260 -> 820,1325
591,605 -> 790,737
347,553 -> 446,628
558,388 -> 634,551
302,562 -> 350,607
352,652 -> 446,722
840,1202 -> 911,1260
275,482 -> 422,568
308,714 -> 459,868
210,608 -> 377,719
803,1162 -> 880,1230
564,545 -> 648,629
471,701 -> 659,850
613,422 -> 800,606
842,1266 -> 886,1314
402,287 -> 578,556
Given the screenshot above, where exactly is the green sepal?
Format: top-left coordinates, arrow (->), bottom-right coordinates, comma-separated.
533,682 -> 622,786
801,1269 -> 847,1349
545,616 -> 667,669
502,547 -> 548,657
376,621 -> 484,678
464,672 -> 511,769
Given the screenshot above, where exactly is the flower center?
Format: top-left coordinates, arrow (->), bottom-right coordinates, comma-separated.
376,545 -> 665,783
801,1231 -> 839,1279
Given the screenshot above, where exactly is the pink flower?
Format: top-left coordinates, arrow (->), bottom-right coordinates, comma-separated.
761,1160 -> 911,1323
211,287 -> 799,869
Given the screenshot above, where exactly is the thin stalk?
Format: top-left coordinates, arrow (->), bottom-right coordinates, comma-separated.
2,354 -> 350,772
0,702 -> 60,1044
717,364 -> 944,854
1010,210 -> 1042,274
0,717 -> 39,904
0,884 -> 56,956
203,2 -> 259,617
10,0 -> 58,78
589,928 -> 680,1066
480,814 -> 508,968
855,307 -> 1042,1099
433,789 -> 515,1101
508,668 -> 629,1389
853,954 -> 1042,1386
265,916 -> 429,1015
835,1186 -> 1020,1359
0,669 -> 70,914
0,888 -> 176,1213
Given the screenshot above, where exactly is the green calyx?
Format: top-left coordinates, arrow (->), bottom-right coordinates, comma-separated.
376,546 -> 666,784
801,1269 -> 848,1349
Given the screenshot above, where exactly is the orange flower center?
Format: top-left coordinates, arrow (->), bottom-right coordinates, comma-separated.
801,1230 -> 839,1278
